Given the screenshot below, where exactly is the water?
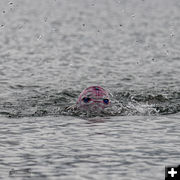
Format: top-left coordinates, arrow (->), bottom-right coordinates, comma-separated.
0,0 -> 180,179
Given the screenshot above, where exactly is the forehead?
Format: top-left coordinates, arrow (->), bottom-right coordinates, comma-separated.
81,86 -> 108,97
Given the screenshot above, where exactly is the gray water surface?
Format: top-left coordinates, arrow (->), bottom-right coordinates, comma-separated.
1,115 -> 180,180
0,0 -> 180,179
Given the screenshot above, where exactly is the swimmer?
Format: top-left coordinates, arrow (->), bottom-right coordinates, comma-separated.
65,86 -> 110,113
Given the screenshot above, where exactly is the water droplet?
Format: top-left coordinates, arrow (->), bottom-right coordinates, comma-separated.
18,25 -> 23,29
166,50 -> 169,55
44,17 -> 48,22
36,34 -> 42,40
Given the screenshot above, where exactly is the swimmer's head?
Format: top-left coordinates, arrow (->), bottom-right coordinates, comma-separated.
77,86 -> 110,112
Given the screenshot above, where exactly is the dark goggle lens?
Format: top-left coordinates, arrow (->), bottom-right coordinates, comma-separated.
82,97 -> 91,103
103,99 -> 109,104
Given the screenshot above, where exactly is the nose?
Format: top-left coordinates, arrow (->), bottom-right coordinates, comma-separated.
90,101 -> 104,110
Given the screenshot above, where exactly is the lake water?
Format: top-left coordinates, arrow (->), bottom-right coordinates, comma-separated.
0,0 -> 180,179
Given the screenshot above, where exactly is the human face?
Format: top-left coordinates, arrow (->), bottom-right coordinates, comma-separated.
77,86 -> 110,112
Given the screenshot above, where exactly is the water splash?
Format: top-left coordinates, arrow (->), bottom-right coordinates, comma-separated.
0,89 -> 179,118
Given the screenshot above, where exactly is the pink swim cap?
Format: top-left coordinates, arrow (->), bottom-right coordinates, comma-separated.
77,86 -> 110,112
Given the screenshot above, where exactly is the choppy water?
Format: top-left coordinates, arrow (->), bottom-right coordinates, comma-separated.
0,0 -> 180,179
